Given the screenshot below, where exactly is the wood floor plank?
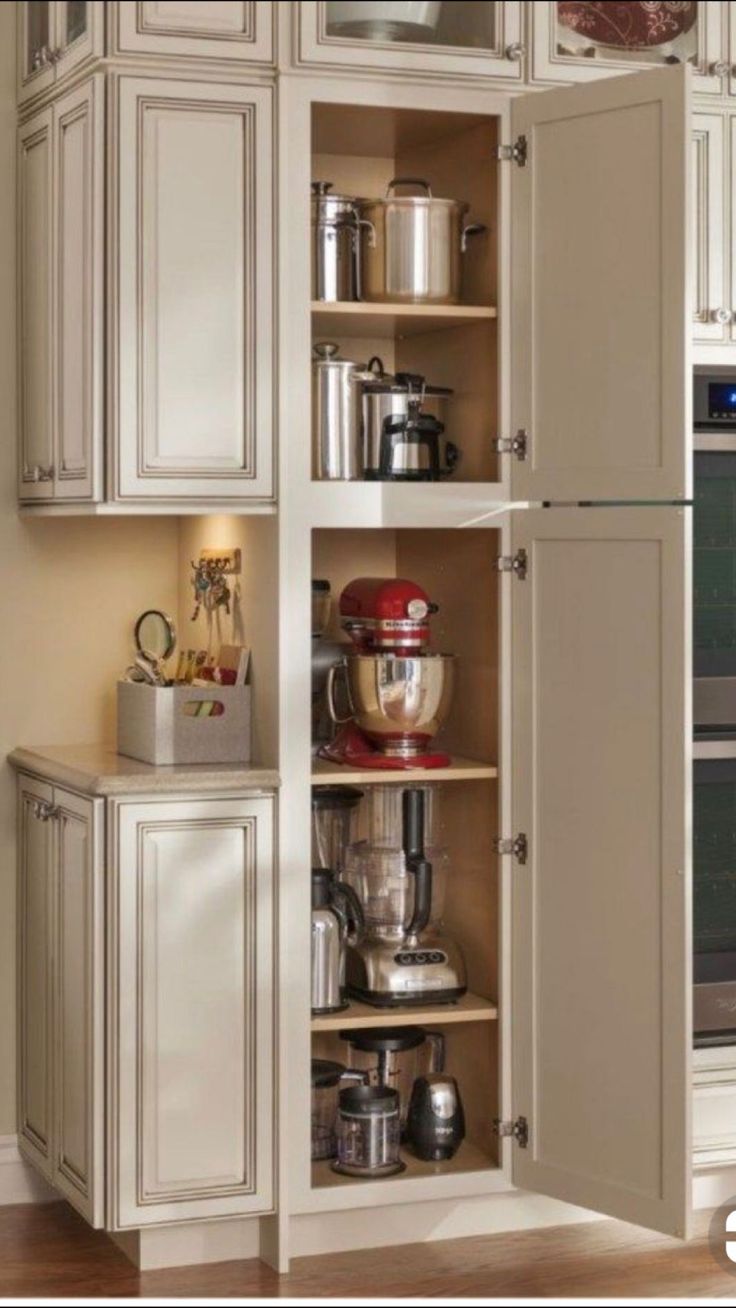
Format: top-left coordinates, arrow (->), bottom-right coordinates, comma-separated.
0,1201 -> 732,1299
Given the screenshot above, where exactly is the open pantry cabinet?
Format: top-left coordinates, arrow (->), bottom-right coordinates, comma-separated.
276,63 -> 693,1266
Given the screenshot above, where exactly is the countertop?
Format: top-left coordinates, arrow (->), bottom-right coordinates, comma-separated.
8,744 -> 280,798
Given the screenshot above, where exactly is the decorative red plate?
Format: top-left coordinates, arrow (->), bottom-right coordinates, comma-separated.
558,2 -> 697,51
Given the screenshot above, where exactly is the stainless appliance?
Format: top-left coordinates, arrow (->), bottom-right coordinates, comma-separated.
332,1084 -> 404,1178
311,867 -> 364,1015
407,1074 -> 465,1161
343,787 -> 466,1006
358,178 -> 485,305
362,366 -> 457,481
311,1059 -> 366,1161
694,368 -> 736,730
311,182 -> 365,302
312,342 -> 368,480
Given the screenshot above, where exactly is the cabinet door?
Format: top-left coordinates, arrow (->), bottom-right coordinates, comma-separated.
17,3 -> 56,104
113,77 -> 274,502
110,796 -> 274,1228
52,788 -> 104,1227
296,1 -> 523,82
510,66 -> 689,503
510,507 -> 691,1237
114,1 -> 274,63
18,108 -> 54,501
530,0 -> 727,97
17,775 -> 55,1181
54,2 -> 103,84
52,77 -> 104,501
692,112 -> 729,344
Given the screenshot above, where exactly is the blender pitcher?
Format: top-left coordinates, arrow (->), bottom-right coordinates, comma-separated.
312,785 -> 364,874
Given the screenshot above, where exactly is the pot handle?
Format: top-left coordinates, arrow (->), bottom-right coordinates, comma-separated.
326,660 -> 354,725
461,222 -> 487,252
386,177 -> 433,198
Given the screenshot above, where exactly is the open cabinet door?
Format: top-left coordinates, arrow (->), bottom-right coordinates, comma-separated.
510,67 -> 690,504
511,507 -> 692,1237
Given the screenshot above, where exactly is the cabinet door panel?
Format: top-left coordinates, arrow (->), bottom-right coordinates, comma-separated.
55,2 -> 103,83
511,508 -> 691,1236
18,109 -> 54,501
115,1 -> 274,63
111,796 -> 274,1228
17,776 -> 55,1179
53,789 -> 104,1226
114,78 -> 273,501
53,77 -> 103,500
692,112 -> 728,343
17,3 -> 56,104
511,67 -> 690,502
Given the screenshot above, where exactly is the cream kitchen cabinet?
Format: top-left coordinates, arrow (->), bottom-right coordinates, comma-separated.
18,72 -> 274,507
692,110 -> 731,345
110,0 -> 275,64
12,751 -> 277,1232
18,2 -> 103,106
295,1 -> 524,82
18,75 -> 103,502
529,0 -> 729,96
17,773 -> 104,1226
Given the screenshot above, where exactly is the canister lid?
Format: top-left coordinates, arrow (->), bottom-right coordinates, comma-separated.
311,1059 -> 346,1088
312,341 -> 364,370
338,1084 -> 400,1115
312,785 -> 364,811
312,579 -> 331,593
339,1026 -> 426,1053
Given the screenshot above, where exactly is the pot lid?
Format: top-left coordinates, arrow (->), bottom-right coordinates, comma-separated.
338,1083 -> 400,1114
312,341 -> 366,370
311,1058 -> 346,1088
339,1026 -> 426,1052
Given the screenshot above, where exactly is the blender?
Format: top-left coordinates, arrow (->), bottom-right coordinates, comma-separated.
342,786 -> 466,1006
312,785 -> 363,873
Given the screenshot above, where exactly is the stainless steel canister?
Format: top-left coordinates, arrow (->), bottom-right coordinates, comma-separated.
311,182 -> 364,302
312,342 -> 371,480
358,178 -> 485,305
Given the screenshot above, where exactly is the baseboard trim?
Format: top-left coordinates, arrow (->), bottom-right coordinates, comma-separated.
110,1216 -> 263,1270
0,1134 -> 57,1206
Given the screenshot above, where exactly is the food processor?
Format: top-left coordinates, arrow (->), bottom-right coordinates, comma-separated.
342,786 -> 466,1006
339,1025 -> 444,1131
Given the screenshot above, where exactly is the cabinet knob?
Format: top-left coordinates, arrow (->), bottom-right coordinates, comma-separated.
36,464 -> 54,482
505,43 -> 525,61
709,60 -> 730,77
47,46 -> 62,65
711,307 -> 733,325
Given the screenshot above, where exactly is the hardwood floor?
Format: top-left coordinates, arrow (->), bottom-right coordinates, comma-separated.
0,1201 -> 732,1299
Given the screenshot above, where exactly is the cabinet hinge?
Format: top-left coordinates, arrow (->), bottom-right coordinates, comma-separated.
496,548 -> 527,580
494,833 -> 528,865
493,1116 -> 529,1148
494,429 -> 528,461
31,800 -> 60,823
495,135 -> 527,167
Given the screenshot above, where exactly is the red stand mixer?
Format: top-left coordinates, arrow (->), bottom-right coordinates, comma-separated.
319,578 -> 455,770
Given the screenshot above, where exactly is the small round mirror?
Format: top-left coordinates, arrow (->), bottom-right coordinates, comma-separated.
134,609 -> 177,665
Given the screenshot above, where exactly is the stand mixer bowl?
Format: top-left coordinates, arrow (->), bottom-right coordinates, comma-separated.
340,653 -> 454,756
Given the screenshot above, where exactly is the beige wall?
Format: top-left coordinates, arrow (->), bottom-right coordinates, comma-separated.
0,8 -> 180,1133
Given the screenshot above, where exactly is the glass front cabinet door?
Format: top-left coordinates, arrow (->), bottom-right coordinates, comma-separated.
296,1 -> 524,81
18,2 -> 101,104
530,1 -> 729,96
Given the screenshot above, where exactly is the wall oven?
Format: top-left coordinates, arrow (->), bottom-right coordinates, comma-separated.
694,367 -> 736,1041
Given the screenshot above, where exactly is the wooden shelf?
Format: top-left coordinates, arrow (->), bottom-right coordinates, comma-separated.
311,300 -> 497,338
311,991 -> 498,1033
312,755 -> 498,786
312,1139 -> 496,1190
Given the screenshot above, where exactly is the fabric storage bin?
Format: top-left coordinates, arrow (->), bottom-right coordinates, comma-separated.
117,681 -> 251,765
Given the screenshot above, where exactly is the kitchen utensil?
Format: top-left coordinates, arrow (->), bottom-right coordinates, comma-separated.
332,1084 -> 405,1178
339,1025 -> 425,1130
311,867 -> 364,1015
324,653 -> 455,764
312,343 -> 376,480
361,365 -> 456,480
407,1074 -> 465,1161
358,179 -> 485,305
343,787 -> 466,1006
311,182 -> 369,302
311,1059 -> 367,1161
327,1 -> 442,43
312,785 -> 364,873
125,609 -> 177,685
